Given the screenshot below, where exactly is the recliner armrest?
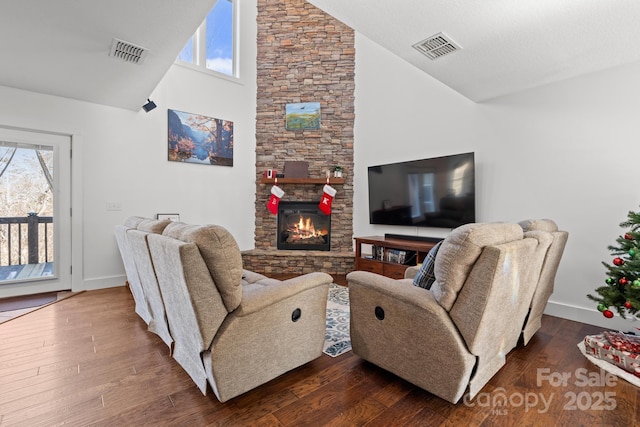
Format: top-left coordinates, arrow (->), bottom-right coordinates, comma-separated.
404,265 -> 420,280
347,271 -> 433,308
236,272 -> 332,316
242,269 -> 269,284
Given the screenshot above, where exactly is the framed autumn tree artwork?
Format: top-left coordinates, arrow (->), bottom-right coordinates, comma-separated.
167,109 -> 233,166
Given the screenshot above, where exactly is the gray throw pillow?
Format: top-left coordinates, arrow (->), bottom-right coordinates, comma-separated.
413,241 -> 442,289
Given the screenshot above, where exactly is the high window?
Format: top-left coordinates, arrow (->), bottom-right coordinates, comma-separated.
177,0 -> 236,78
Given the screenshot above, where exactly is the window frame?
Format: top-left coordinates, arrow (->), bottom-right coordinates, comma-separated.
175,0 -> 240,82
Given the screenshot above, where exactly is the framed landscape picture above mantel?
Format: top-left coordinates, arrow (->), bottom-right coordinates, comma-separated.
286,102 -> 321,130
167,109 -> 234,166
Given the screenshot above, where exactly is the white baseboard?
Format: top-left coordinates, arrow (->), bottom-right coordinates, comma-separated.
545,301 -> 640,333
78,275 -> 126,292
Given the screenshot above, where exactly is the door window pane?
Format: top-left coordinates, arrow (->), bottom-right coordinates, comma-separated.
0,143 -> 54,282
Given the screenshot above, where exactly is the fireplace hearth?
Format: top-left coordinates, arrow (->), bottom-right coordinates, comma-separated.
277,201 -> 330,251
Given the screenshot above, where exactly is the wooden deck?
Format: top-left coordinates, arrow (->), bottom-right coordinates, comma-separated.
0,262 -> 54,281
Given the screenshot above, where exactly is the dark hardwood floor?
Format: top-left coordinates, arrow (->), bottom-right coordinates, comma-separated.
1,275 -> 638,426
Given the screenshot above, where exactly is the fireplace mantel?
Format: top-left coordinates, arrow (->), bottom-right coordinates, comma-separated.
260,177 -> 345,185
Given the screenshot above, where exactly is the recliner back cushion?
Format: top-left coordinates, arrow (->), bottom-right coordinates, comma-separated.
163,222 -> 243,312
431,222 -> 523,311
124,216 -> 147,228
518,218 -> 558,233
137,218 -> 172,234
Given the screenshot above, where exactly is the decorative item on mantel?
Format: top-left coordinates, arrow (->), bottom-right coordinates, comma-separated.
333,166 -> 343,178
283,161 -> 309,178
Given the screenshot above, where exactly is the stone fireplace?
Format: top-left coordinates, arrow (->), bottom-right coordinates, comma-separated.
240,0 -> 356,275
277,201 -> 330,251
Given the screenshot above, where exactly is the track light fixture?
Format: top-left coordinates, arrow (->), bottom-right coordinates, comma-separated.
142,99 -> 157,112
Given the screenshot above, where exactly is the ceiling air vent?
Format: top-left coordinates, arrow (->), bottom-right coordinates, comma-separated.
412,32 -> 461,60
109,38 -> 148,64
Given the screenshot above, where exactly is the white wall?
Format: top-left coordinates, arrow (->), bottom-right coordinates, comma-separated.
3,3 -> 638,330
353,33 -> 640,330
0,0 -> 257,292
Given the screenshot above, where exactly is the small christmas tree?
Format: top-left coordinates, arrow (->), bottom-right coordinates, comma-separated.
588,206 -> 640,319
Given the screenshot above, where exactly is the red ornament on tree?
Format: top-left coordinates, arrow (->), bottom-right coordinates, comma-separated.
625,233 -> 633,240
619,277 -> 628,285
625,301 -> 633,309
603,310 -> 614,318
613,257 -> 625,266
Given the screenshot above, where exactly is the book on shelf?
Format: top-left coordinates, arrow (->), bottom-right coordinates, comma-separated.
369,246 -> 417,265
372,245 -> 385,261
383,248 -> 417,265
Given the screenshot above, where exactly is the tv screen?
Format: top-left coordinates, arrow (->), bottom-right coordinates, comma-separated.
367,152 -> 476,229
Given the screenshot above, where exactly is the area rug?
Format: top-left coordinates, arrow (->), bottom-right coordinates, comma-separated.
0,291 -> 81,324
324,283 -> 351,357
0,292 -> 58,312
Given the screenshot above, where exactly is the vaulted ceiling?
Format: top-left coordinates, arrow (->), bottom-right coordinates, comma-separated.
307,0 -> 640,101
0,0 -> 216,111
1,1 -> 640,111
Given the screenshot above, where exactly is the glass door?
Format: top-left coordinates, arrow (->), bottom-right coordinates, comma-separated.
0,127 -> 71,297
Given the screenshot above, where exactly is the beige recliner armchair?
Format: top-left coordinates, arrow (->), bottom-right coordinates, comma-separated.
347,222 -> 552,403
518,219 -> 568,345
126,218 -> 173,350
147,222 -> 332,402
114,216 -> 151,324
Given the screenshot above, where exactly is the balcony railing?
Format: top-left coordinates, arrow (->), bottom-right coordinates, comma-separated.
0,213 -> 53,266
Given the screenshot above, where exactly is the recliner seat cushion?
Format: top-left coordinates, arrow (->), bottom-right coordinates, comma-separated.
163,222 -> 243,312
431,222 -> 523,311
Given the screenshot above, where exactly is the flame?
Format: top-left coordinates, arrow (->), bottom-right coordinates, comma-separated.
287,215 -> 328,240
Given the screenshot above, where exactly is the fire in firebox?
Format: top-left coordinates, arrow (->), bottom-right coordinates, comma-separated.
277,202 -> 331,251
286,215 -> 328,244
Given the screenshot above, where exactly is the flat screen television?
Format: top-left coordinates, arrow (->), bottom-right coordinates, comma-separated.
367,152 -> 476,229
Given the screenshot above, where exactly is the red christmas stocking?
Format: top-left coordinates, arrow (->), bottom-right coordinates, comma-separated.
319,184 -> 337,215
267,185 -> 285,214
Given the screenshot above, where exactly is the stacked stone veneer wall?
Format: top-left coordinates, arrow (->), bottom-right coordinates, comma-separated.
242,0 -> 356,275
